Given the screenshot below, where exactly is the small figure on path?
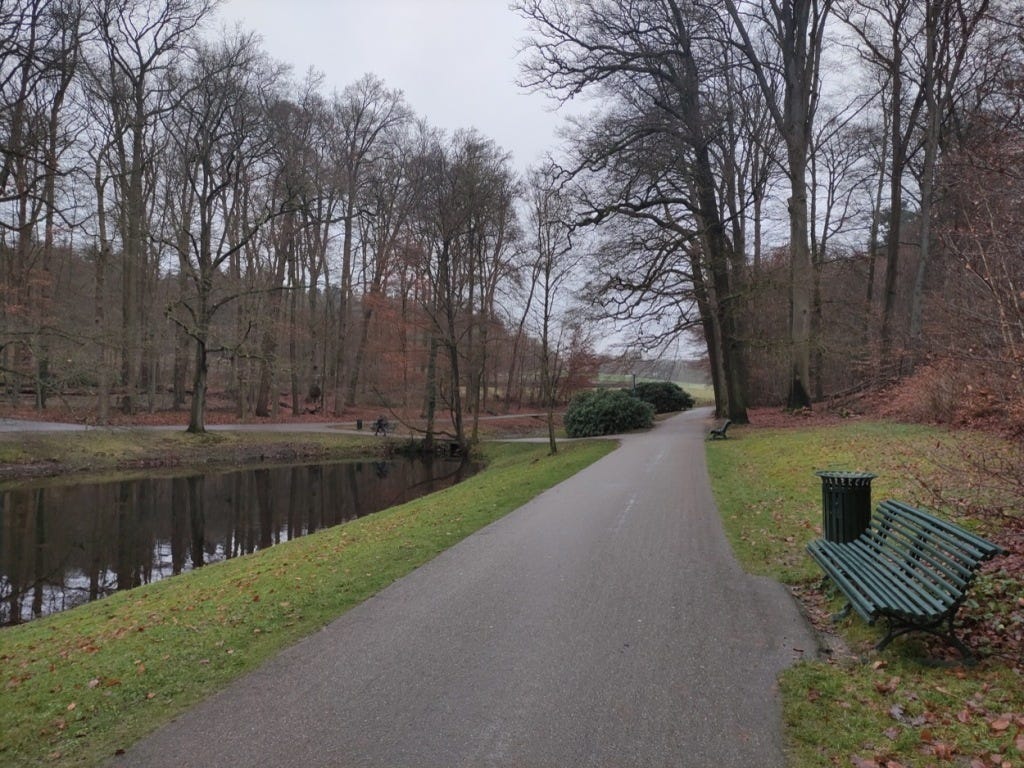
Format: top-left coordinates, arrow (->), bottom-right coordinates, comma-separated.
373,415 -> 389,436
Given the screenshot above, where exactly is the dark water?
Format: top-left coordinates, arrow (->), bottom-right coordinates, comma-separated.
0,457 -> 475,626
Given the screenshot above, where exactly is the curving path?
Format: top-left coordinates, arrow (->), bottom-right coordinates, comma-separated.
114,409 -> 816,767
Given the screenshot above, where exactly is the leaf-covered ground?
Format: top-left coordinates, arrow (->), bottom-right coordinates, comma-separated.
707,414 -> 1023,767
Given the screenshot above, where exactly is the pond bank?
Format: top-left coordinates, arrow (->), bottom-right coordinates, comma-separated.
0,439 -> 617,768
0,430 -> 388,483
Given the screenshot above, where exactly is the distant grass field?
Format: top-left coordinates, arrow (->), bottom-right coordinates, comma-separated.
594,374 -> 714,406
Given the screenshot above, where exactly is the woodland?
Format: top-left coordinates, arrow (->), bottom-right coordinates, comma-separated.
2,0 -> 1024,449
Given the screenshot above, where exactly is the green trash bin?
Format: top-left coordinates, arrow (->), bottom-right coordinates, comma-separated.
815,471 -> 876,543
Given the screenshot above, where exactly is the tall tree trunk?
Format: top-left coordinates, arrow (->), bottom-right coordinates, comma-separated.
333,199 -> 356,413
863,118 -> 889,349
908,119 -> 939,370
786,146 -> 814,408
188,329 -> 208,434
289,257 -> 300,416
878,27 -> 911,371
347,301 -> 375,406
423,334 -> 439,454
94,160 -> 112,423
691,249 -> 727,418
172,259 -> 189,411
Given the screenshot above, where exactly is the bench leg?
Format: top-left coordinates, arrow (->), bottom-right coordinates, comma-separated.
830,602 -> 852,623
876,614 -> 976,663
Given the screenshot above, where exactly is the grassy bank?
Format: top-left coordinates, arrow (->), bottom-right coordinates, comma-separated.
0,429 -> 389,484
707,420 -> 1024,767
0,439 -> 616,767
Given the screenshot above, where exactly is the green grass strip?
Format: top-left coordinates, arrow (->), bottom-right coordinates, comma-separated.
706,421 -> 954,585
706,421 -> 1023,767
0,440 -> 616,767
0,430 -> 384,484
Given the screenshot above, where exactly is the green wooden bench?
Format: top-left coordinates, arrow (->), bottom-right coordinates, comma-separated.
806,499 -> 1005,659
707,419 -> 731,440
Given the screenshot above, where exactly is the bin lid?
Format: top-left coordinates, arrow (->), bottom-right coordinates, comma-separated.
815,470 -> 877,485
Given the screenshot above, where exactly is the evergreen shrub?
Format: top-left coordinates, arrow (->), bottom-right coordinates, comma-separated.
564,389 -> 655,437
633,381 -> 695,413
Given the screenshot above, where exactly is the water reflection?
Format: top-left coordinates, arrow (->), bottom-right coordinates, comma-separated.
0,457 -> 473,626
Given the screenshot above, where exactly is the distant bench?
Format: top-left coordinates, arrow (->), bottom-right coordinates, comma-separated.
707,419 -> 731,440
806,500 -> 1005,659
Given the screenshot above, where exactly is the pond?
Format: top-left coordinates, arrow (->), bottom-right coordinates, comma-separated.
0,456 -> 475,626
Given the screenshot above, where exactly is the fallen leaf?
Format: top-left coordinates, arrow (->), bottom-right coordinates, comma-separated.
851,757 -> 880,768
957,709 -> 972,724
145,692 -> 156,700
884,727 -> 901,741
88,678 -> 100,689
807,689 -> 821,702
991,718 -> 1012,732
929,742 -> 956,759
67,702 -> 76,711
875,676 -> 901,695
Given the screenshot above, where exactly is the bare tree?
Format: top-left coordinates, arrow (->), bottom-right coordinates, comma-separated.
907,0 -> 997,366
86,0 -> 217,411
0,0 -> 85,408
328,74 -> 410,412
516,0 -> 751,422
163,32 -> 284,432
722,0 -> 834,408
346,117 -> 417,407
526,165 -> 582,454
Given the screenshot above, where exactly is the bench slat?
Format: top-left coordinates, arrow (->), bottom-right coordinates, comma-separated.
806,540 -> 878,623
859,526 -> 972,590
813,540 -> 951,622
844,542 -> 956,621
877,500 -> 1003,560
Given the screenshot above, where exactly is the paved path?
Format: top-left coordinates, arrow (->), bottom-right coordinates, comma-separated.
114,409 -> 816,767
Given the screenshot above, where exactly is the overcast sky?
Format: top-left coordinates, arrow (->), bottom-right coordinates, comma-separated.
216,0 -> 574,171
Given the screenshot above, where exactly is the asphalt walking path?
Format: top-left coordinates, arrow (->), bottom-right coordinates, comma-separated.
113,409 -> 816,767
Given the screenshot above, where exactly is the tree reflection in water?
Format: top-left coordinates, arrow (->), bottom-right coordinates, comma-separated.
0,457 -> 473,625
